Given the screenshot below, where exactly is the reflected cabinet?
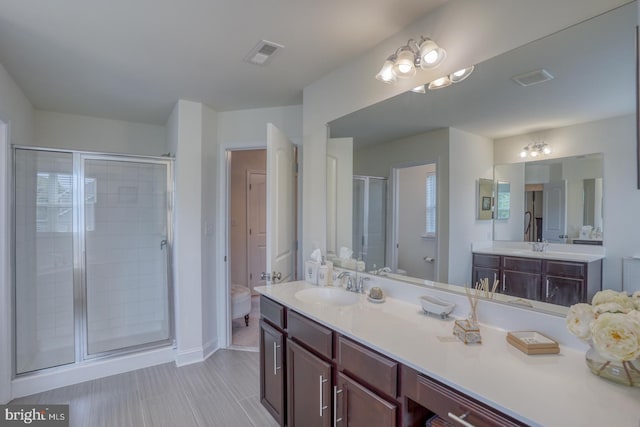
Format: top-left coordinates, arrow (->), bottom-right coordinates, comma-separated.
472,253 -> 602,306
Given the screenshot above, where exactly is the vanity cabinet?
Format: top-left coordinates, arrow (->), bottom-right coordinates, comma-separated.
471,254 -> 500,286
472,253 -> 602,306
259,297 -> 287,426
501,257 -> 542,300
401,365 -> 526,427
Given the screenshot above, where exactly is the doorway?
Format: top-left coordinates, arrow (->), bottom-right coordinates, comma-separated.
228,149 -> 266,349
390,163 -> 437,281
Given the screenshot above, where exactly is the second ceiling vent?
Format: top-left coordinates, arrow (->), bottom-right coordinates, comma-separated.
244,40 -> 284,66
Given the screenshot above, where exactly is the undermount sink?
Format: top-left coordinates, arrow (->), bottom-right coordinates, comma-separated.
295,287 -> 359,306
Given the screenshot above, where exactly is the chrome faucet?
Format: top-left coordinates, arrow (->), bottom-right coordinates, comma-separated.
337,271 -> 354,290
530,240 -> 549,252
373,266 -> 392,275
356,277 -> 370,294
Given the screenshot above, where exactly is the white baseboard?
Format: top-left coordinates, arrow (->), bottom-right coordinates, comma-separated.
11,346 -> 175,399
174,346 -> 205,367
202,339 -> 219,361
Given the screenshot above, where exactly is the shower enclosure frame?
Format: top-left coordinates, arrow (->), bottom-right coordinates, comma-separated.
11,146 -> 175,377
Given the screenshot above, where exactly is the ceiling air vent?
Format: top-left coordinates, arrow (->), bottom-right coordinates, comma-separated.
511,69 -> 554,87
244,40 -> 284,66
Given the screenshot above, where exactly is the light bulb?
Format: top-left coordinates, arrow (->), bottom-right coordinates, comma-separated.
375,57 -> 397,83
423,50 -> 439,64
543,146 -> 551,154
453,69 -> 466,77
427,76 -> 451,90
520,150 -> 528,158
450,66 -> 475,83
418,38 -> 446,70
530,150 -> 539,157
392,48 -> 416,78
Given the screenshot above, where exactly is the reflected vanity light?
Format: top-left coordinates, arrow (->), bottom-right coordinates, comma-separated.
519,141 -> 552,158
422,65 -> 475,91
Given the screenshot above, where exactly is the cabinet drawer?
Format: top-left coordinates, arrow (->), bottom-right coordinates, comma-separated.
338,336 -> 398,398
472,254 -> 500,269
261,296 -> 286,329
415,375 -> 524,427
503,256 -> 541,273
545,260 -> 585,278
287,310 -> 333,359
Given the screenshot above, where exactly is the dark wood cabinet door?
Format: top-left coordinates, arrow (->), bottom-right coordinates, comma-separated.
336,373 -> 396,427
287,338 -> 332,427
472,266 -> 499,287
544,275 -> 585,306
260,319 -> 285,426
502,271 -> 541,300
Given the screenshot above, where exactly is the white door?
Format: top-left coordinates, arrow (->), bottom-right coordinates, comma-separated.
247,171 -> 267,293
265,123 -> 295,284
542,181 -> 567,242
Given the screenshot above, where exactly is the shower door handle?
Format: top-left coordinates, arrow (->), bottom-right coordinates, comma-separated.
160,239 -> 168,250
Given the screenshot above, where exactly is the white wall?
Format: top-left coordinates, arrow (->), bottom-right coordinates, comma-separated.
34,110 -> 167,155
0,63 -> 35,403
168,100 -> 205,366
448,128 -> 494,286
326,138 -> 353,255
300,0 -> 627,267
494,114 -> 637,290
494,163 -> 525,241
201,104 -> 218,358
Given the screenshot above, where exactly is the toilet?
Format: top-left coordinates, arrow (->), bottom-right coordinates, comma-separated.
231,284 -> 251,326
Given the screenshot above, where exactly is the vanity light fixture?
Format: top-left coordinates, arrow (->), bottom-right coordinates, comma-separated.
519,141 -> 552,158
375,36 -> 447,83
424,65 -> 475,91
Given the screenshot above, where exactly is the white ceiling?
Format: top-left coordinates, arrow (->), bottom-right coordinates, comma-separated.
329,2 -> 636,148
0,0 -> 448,124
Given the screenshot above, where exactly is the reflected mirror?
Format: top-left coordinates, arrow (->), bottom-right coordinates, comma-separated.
326,1 -> 636,312
494,154 -> 603,243
478,178 -> 494,220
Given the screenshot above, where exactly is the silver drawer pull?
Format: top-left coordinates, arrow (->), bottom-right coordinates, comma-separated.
333,386 -> 343,425
319,376 -> 329,416
448,411 -> 474,427
273,342 -> 281,375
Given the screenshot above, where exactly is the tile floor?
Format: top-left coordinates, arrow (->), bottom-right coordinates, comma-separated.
10,349 -> 278,427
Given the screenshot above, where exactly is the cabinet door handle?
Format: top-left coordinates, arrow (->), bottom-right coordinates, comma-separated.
319,375 -> 329,417
273,342 -> 281,375
333,386 -> 343,425
448,411 -> 475,427
502,273 -> 506,292
545,278 -> 550,299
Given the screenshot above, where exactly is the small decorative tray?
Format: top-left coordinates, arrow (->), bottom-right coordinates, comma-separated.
419,295 -> 455,319
507,331 -> 559,355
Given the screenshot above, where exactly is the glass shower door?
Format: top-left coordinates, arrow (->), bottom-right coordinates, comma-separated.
83,157 -> 171,355
14,149 -> 76,373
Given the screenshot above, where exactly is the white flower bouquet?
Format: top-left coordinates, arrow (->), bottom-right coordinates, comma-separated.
566,290 -> 640,386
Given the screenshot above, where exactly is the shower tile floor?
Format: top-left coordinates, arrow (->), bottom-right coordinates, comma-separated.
10,349 -> 278,427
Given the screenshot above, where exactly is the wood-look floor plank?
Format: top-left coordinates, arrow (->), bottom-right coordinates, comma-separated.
9,350 -> 274,427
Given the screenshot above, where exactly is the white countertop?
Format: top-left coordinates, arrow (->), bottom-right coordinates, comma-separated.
472,241 -> 605,263
256,281 -> 640,427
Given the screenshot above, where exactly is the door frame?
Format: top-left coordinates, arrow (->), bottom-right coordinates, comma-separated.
218,143 -> 301,349
0,117 -> 11,403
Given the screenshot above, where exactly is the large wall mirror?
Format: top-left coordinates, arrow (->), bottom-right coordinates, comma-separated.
326,1 -> 637,313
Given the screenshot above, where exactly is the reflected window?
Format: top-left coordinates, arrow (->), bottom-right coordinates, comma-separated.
36,173 -> 96,232
425,172 -> 436,236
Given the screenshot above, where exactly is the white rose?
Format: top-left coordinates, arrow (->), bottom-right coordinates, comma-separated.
591,313 -> 640,362
628,310 -> 640,323
566,303 -> 595,340
593,302 -> 630,315
591,290 -> 635,310
632,292 -> 640,310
